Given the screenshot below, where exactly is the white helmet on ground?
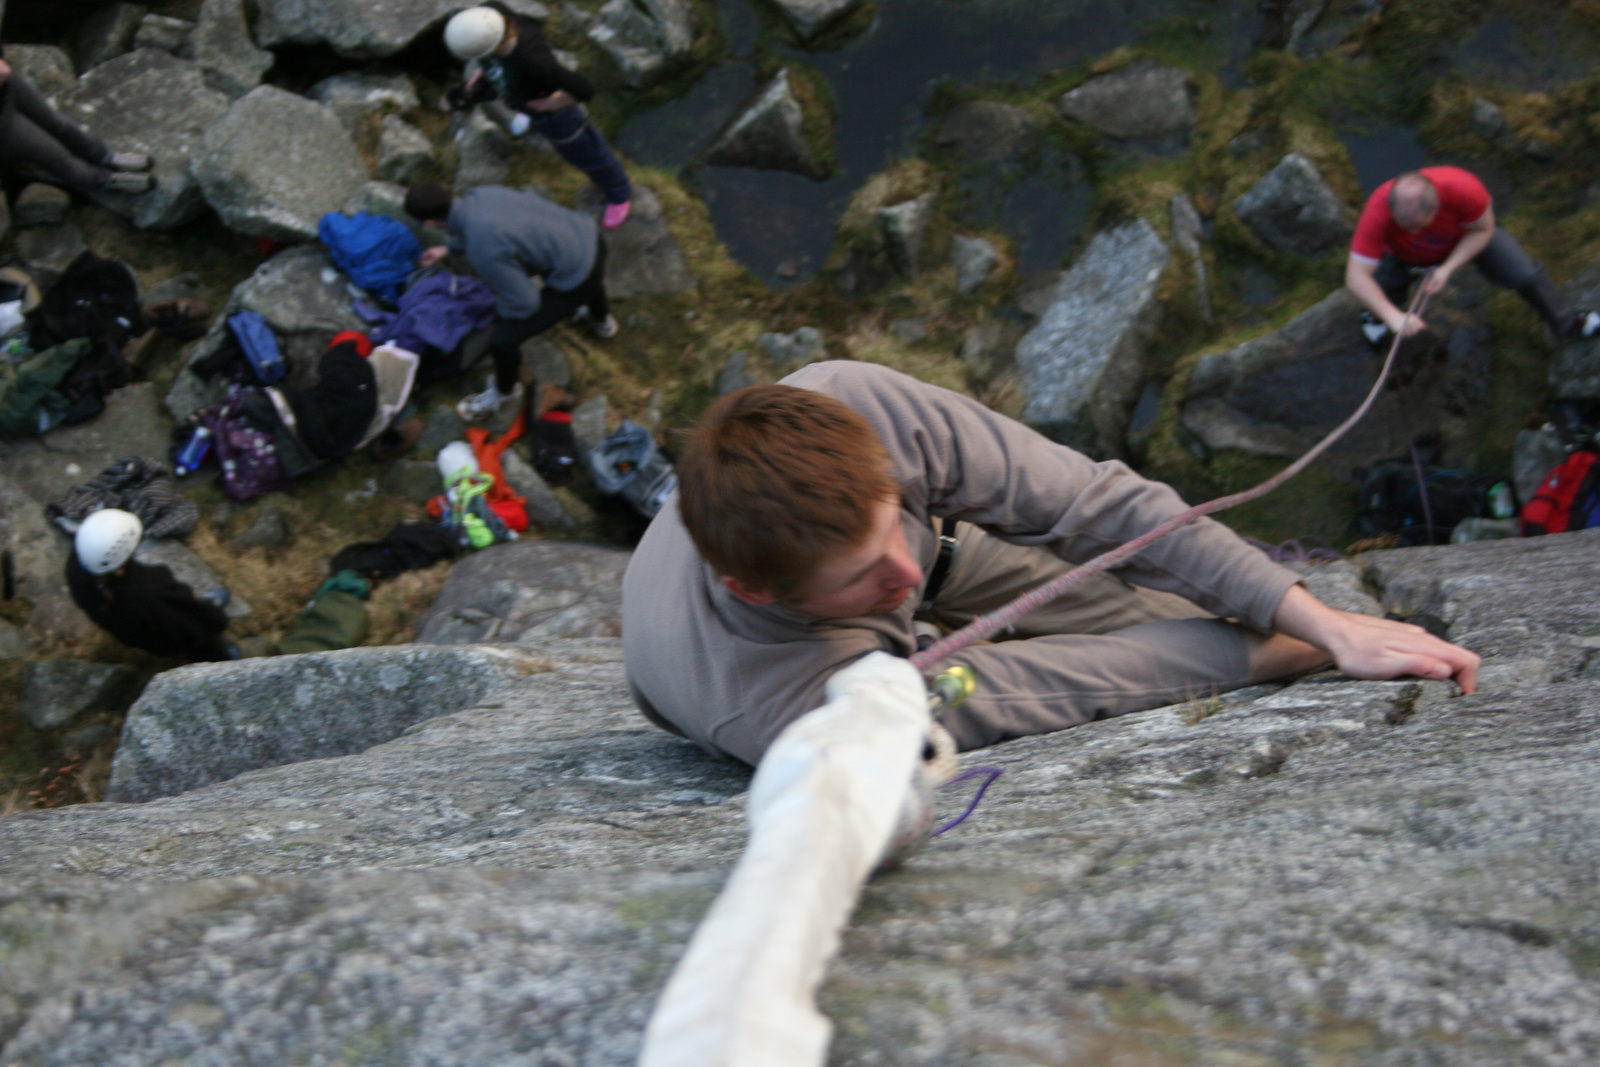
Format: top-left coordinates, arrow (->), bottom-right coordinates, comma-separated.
437,441 -> 479,482
76,508 -> 142,576
444,6 -> 508,59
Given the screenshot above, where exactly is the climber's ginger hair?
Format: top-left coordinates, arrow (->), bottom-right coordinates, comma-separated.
677,385 -> 896,599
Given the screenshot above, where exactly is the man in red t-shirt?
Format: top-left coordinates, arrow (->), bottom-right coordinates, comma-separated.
1345,166 -> 1597,345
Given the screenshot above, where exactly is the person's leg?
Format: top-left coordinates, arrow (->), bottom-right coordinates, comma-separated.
572,240 -> 611,324
531,105 -> 632,206
0,84 -> 109,193
1372,253 -> 1413,310
1472,227 -> 1580,336
926,522 -> 1211,639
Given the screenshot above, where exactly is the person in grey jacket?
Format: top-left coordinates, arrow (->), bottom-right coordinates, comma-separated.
621,361 -> 1480,766
405,181 -> 616,421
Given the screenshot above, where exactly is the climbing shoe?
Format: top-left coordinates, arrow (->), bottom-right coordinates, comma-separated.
1567,310 -> 1600,340
105,151 -> 152,172
1360,311 -> 1392,348
591,314 -> 619,339
602,200 -> 631,229
101,172 -> 154,194
456,378 -> 522,422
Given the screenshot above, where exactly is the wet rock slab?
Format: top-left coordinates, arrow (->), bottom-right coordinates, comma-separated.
1056,58 -> 1196,144
4,534 -> 1600,1063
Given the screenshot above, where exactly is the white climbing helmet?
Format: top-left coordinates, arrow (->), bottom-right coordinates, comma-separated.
444,6 -> 507,59
75,508 -> 142,576
437,441 -> 480,482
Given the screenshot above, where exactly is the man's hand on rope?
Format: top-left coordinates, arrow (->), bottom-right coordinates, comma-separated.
1272,584 -> 1480,694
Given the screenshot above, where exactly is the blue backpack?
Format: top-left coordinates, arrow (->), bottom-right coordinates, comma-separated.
226,310 -> 286,385
318,211 -> 423,304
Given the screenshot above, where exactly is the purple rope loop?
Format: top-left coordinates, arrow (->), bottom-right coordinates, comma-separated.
932,766 -> 1003,836
908,282 -> 1433,675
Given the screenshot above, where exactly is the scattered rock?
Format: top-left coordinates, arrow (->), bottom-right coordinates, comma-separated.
890,317 -> 929,343
758,326 -> 824,368
576,185 -> 695,297
0,473 -> 87,641
416,405 -> 467,458
1181,288 -> 1491,472
1014,218 -> 1172,457
452,109 -> 513,193
141,271 -> 203,310
1551,259 -> 1600,398
1512,425 -> 1565,505
255,0 -> 549,57
571,394 -> 608,455
878,193 -> 936,276
717,350 -> 752,395
377,114 -> 433,183
1170,192 -> 1214,324
5,45 -> 77,101
106,644 -> 551,803
308,70 -> 420,134
19,659 -> 137,731
1233,151 -> 1355,257
188,0 -> 273,98
12,184 -> 71,228
587,0 -> 696,87
1470,96 -> 1510,142
381,459 -> 443,504
521,336 -> 570,389
950,234 -> 998,295
132,13 -> 193,53
1,384 -> 171,505
1056,59 -> 1196,144
341,179 -> 431,246
1013,269 -> 1064,319
1228,126 -> 1276,157
417,540 -> 628,644
56,48 -> 231,229
166,245 -> 368,419
935,101 -> 1037,161
232,504 -> 288,550
15,224 -> 88,275
194,86 -> 370,243
74,1 -> 147,73
0,621 -> 35,659
133,538 -> 253,619
705,68 -> 833,180
765,0 -> 864,40
959,320 -> 1007,377
500,449 -> 577,529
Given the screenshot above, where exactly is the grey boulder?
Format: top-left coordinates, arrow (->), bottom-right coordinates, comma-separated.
19,659 -> 137,731
307,70 -> 420,134
55,48 -> 231,229
1233,151 -> 1355,257
587,0 -> 696,87
14,223 -> 88,274
576,185 -> 695,297
194,86 -> 370,242
1014,218 -> 1172,457
452,109 -> 513,192
133,538 -> 252,620
1056,58 -> 1196,143
1513,424 -> 1565,504
935,100 -> 1037,162
765,0 -> 864,41
255,0 -> 548,58
106,644 -> 551,802
950,233 -> 998,295
500,450 -> 577,530
74,1 -> 147,73
416,540 -> 628,644
878,192 -> 936,276
188,0 -> 272,97
1181,287 -> 1493,473
758,325 -> 824,368
165,245 -> 368,418
132,14 -> 193,53
377,114 -> 434,183
0,474 -> 86,641
2,384 -> 172,506
5,45 -> 77,100
705,68 -> 833,180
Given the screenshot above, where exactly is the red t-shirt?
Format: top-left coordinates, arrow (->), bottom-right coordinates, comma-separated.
1350,166 -> 1492,266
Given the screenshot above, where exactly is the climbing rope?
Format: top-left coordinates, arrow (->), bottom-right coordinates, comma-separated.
910,283 -> 1433,675
932,766 -> 1004,836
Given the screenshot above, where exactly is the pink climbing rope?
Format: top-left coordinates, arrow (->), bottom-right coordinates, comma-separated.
910,284 -> 1433,675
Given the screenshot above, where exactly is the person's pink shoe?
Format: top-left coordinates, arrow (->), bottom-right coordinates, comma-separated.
602,200 -> 631,229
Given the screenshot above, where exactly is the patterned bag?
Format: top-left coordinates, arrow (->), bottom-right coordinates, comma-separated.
198,385 -> 292,501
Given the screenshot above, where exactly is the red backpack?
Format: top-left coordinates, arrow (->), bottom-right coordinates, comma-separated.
1520,449 -> 1600,536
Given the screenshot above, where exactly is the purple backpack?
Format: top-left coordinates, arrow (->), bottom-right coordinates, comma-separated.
198,385 -> 291,501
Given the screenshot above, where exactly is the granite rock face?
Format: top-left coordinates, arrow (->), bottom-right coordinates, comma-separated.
416,539 -> 628,644
705,68 -> 832,180
132,14 -> 192,54
5,535 -> 1600,1064
1056,58 -> 1196,144
1181,287 -> 1494,474
254,0 -> 548,58
106,644 -> 552,803
55,48 -> 231,229
1233,151 -> 1356,257
19,660 -> 137,731
1551,256 -> 1600,398
5,45 -> 77,100
950,233 -> 998,295
188,0 -> 272,97
74,1 -> 146,73
452,109 -> 514,192
587,0 -> 696,87
12,184 -> 69,228
307,70 -> 419,134
193,86 -> 371,242
878,192 -> 937,276
576,185 -> 695,297
1014,218 -> 1172,457
376,114 -> 433,183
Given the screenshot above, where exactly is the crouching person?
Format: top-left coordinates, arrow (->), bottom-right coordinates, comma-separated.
67,509 -> 238,662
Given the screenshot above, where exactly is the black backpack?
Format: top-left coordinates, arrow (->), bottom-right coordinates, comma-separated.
1354,460 -> 1514,546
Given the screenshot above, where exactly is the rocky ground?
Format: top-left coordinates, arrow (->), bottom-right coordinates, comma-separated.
3,527 -> 1600,1065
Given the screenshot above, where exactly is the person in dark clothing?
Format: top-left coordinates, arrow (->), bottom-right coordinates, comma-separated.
0,47 -> 153,195
66,509 -> 236,662
441,4 -> 633,227
406,181 -> 617,421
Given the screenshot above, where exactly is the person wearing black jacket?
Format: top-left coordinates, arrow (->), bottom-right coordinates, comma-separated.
66,509 -> 236,662
0,45 -> 153,195
442,3 -> 633,228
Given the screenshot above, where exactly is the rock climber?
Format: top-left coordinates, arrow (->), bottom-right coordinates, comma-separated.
440,3 -> 632,229
405,181 -> 617,422
66,509 -> 239,662
1346,165 -> 1598,346
621,361 -> 1480,766
0,47 -> 153,196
